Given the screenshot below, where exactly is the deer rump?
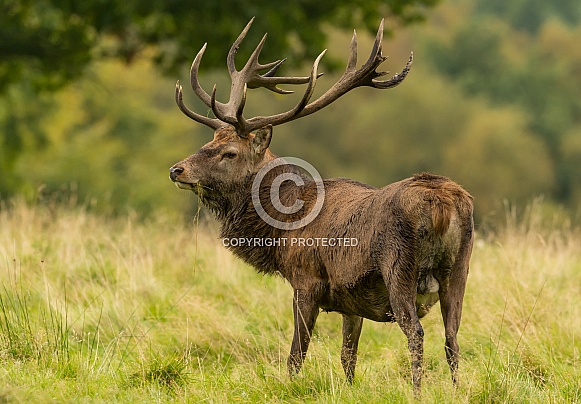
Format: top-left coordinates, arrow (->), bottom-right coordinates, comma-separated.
225,172 -> 473,323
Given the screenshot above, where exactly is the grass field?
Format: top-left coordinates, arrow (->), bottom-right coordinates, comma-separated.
0,199 -> 580,403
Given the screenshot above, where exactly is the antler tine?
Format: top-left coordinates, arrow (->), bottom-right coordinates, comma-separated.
261,58 -> 286,77
247,59 -> 293,94
245,49 -> 326,132
373,52 -> 414,89
289,19 -> 411,119
175,81 -> 224,130
227,22 -> 285,80
228,17 -> 255,74
286,50 -> 327,116
236,84 -> 248,132
214,18 -> 325,134
211,85 -> 237,127
237,32 -> 313,95
244,33 -> 269,72
362,19 -> 386,71
246,59 -> 289,94
347,30 -> 358,72
190,43 -> 218,109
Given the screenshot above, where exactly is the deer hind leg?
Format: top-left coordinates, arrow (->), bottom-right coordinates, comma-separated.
438,231 -> 472,385
288,288 -> 320,377
385,270 -> 424,396
341,314 -> 364,383
393,295 -> 424,396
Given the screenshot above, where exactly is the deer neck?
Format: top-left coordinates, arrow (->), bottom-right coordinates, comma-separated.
215,162 -> 310,275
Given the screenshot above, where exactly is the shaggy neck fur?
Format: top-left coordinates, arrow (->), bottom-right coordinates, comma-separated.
199,163 -> 309,275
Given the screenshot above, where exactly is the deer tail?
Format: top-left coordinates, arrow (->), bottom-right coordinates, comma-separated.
431,197 -> 453,237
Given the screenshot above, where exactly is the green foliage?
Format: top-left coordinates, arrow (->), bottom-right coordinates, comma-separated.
0,0 -> 94,92
475,0 -> 581,33
0,85 -> 52,195
420,0 -> 581,215
0,0 -> 440,94
561,127 -> 581,204
11,59 -> 201,215
442,108 -> 555,215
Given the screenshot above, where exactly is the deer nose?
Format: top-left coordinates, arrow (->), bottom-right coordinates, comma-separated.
169,166 -> 184,181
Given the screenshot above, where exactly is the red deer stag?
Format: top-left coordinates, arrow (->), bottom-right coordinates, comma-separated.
169,18 -> 474,395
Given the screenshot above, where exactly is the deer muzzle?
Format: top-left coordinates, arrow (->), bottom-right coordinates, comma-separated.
169,165 -> 197,190
169,166 -> 184,181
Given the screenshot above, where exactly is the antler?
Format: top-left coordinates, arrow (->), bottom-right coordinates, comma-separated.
176,18 -> 413,137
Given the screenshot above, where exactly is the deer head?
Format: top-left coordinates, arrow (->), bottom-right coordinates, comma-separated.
170,18 -> 413,210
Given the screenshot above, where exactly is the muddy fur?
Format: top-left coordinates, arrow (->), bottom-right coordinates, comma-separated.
170,126 -> 474,393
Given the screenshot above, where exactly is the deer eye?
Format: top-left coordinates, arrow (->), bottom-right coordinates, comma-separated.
222,152 -> 237,159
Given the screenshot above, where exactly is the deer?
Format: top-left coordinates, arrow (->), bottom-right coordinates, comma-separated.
169,18 -> 474,396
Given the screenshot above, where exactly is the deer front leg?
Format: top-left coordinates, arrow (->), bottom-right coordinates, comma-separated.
288,288 -> 320,377
341,314 -> 363,383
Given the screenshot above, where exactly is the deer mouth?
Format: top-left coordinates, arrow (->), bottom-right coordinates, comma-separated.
173,180 -> 198,190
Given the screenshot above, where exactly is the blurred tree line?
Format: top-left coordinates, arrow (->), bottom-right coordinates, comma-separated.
0,0 -> 438,214
1,0 -> 580,223
0,0 -> 437,92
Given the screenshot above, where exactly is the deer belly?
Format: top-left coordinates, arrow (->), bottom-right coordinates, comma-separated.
324,271 -> 396,322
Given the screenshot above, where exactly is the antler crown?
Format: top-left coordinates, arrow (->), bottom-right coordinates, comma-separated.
176,17 -> 413,137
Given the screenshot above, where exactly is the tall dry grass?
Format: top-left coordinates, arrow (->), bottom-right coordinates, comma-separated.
0,198 -> 579,402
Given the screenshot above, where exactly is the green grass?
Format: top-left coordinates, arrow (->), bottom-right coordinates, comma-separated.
0,198 -> 580,403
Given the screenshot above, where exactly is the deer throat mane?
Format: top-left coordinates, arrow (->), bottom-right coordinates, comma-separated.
216,169 -> 304,275
218,195 -> 282,275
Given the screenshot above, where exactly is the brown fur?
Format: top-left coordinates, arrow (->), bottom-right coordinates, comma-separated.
170,127 -> 474,394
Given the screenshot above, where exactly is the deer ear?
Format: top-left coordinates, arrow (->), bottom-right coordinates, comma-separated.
251,125 -> 273,155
